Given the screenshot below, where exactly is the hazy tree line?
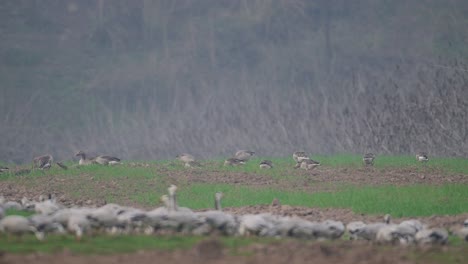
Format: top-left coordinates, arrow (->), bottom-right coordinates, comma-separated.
1,0 -> 467,163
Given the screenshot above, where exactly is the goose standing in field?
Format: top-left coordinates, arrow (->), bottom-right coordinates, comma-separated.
33,154 -> 54,170
234,150 -> 255,161
259,160 -> 273,169
224,158 -> 246,166
416,152 -> 429,163
0,215 -> 45,240
362,153 -> 376,166
298,159 -> 321,170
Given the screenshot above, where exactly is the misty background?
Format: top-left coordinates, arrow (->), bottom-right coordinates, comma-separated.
1,0 -> 468,163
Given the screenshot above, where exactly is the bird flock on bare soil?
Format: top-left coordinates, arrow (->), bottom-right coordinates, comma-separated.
0,149 -> 457,247
0,185 -> 466,245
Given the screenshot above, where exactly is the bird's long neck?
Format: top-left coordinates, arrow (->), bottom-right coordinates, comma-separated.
215,197 -> 222,211
169,192 -> 178,212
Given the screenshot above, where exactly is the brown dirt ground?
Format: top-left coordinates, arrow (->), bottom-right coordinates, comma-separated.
1,239 -> 467,264
0,165 -> 467,263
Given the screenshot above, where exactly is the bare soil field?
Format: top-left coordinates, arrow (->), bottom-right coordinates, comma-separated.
1,165 -> 466,207
1,165 -> 467,263
1,239 -> 467,264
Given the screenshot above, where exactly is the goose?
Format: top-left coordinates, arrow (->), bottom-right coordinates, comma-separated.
176,153 -> 195,163
167,185 -> 193,213
133,195 -> 172,232
453,219 -> 468,242
299,159 -> 321,170
28,214 -> 66,235
75,151 -> 97,165
376,219 -> 423,245
0,166 -> 8,173
354,214 -> 391,241
274,216 -> 321,239
238,213 -> 275,236
317,220 -> 345,239
2,200 -> 23,211
224,158 -> 245,166
86,204 -> 123,229
162,185 -> 205,233
346,221 -> 367,240
67,214 -> 93,240
34,196 -> 63,215
362,153 -> 376,166
94,155 -> 121,166
194,192 -> 239,236
293,151 -> 309,163
259,160 -> 273,169
33,154 -> 54,170
234,150 -> 255,161
0,215 -> 44,240
416,152 -> 429,162
415,228 -> 448,245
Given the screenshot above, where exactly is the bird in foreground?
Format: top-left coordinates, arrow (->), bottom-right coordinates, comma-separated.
453,219 -> 468,242
224,158 -> 245,166
416,152 -> 429,163
362,153 -> 375,166
33,155 -> 54,170
259,160 -> 273,169
234,150 -> 255,161
415,228 -> 448,245
0,215 -> 45,241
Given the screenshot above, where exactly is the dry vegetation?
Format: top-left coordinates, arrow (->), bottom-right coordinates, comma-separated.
1,1 -> 468,163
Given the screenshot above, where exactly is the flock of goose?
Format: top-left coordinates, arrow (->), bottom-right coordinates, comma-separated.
0,150 -> 430,174
1,149 -> 458,247
0,184 -> 467,245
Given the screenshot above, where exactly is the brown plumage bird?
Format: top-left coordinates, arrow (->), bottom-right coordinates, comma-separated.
259,160 -> 273,169
362,153 -> 376,166
416,152 -> 429,162
33,155 -> 53,170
